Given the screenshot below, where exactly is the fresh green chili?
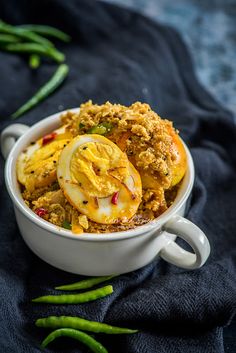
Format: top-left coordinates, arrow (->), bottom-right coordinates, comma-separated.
29,54 -> 40,69
11,64 -> 69,119
0,20 -> 54,48
62,220 -> 72,230
55,275 -> 116,291
41,328 -> 108,353
2,42 -> 64,63
36,315 -> 138,334
88,122 -> 113,135
19,24 -> 71,42
42,329 -> 107,353
0,33 -> 20,43
32,285 -> 113,304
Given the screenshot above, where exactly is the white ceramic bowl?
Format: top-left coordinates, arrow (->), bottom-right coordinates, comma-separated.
1,109 -> 210,275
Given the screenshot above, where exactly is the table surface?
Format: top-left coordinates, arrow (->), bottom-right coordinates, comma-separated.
105,1 -> 236,351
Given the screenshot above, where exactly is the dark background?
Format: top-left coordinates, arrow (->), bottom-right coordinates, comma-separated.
106,0 -> 236,117
0,0 -> 235,352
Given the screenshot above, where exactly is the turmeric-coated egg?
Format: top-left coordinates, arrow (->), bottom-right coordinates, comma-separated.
17,125 -> 72,192
57,134 -> 142,224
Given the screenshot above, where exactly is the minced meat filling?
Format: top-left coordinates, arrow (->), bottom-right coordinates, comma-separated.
61,101 -> 176,190
19,101 -> 185,233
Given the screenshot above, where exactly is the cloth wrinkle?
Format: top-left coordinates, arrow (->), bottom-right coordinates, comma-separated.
0,1 -> 235,352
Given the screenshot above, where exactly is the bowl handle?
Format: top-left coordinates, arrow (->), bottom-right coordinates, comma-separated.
159,215 -> 210,269
1,124 -> 30,159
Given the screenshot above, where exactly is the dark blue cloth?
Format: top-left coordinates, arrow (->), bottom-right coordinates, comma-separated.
0,1 -> 236,352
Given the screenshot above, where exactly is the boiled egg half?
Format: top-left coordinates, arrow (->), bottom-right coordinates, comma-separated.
57,134 -> 142,224
17,125 -> 72,192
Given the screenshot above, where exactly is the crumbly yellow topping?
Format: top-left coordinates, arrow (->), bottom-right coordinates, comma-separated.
62,101 -> 178,190
19,101 -> 185,232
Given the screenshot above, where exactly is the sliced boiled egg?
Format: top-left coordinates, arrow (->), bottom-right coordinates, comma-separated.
17,125 -> 73,192
168,130 -> 187,187
57,134 -> 142,224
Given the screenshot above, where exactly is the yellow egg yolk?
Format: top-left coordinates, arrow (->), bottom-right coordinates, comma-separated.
70,141 -> 129,198
57,134 -> 142,224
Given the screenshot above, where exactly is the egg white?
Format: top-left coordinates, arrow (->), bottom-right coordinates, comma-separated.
57,134 -> 142,224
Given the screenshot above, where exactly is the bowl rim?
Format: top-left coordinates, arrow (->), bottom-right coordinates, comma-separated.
5,108 -> 194,242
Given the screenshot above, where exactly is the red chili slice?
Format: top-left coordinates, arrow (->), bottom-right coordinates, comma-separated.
42,132 -> 57,146
111,191 -> 119,205
35,208 -> 48,218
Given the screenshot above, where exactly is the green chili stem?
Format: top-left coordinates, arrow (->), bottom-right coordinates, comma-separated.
11,64 -> 69,119
0,20 -> 54,47
41,328 -> 108,353
32,285 -> 113,304
36,315 -> 138,334
29,54 -> 40,69
55,275 -> 116,291
2,42 -> 64,63
19,24 -> 71,42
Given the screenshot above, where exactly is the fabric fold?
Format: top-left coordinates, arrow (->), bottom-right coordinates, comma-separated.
0,0 -> 235,352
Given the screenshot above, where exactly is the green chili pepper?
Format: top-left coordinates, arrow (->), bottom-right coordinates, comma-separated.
32,285 -> 113,304
0,33 -> 20,43
88,125 -> 106,135
29,54 -> 40,69
41,328 -> 108,353
2,42 -> 64,63
88,122 -> 113,135
11,64 -> 69,119
19,24 -> 71,43
55,275 -> 116,291
62,220 -> 72,230
101,122 -> 113,132
79,122 -> 85,129
0,20 -> 54,48
35,315 -> 138,334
